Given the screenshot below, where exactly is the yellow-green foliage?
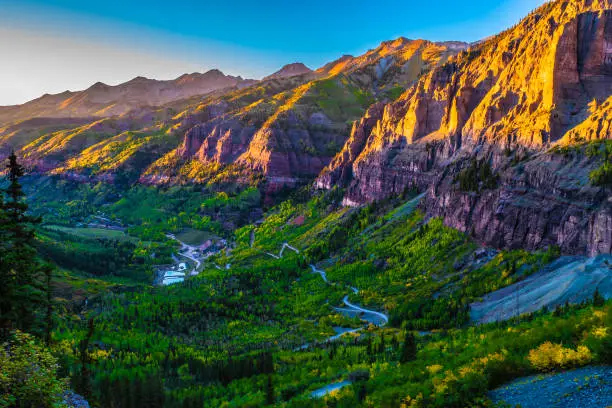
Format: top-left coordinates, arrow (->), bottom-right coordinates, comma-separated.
0,331 -> 68,408
528,342 -> 592,371
21,118 -> 117,159
61,128 -> 180,174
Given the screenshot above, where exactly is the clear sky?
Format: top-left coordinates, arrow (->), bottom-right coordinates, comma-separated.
0,0 -> 545,106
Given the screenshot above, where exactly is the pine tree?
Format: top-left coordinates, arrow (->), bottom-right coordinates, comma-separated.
5,151 -> 39,243
400,331 -> 417,363
43,263 -> 54,345
0,152 -> 44,335
0,190 -> 13,336
356,383 -> 367,402
77,318 -> 95,400
265,374 -> 275,405
593,288 -> 605,307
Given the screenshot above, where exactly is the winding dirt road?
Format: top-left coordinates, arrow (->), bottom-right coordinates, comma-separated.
309,264 -> 388,327
340,295 -> 389,326
265,242 -> 300,259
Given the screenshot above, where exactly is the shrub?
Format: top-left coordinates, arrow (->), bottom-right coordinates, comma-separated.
589,162 -> 612,186
527,342 -> 592,371
454,157 -> 499,192
588,140 -> 612,187
598,333 -> 612,363
0,331 -> 68,407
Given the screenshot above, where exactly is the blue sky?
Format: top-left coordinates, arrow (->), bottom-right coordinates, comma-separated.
0,0 -> 544,105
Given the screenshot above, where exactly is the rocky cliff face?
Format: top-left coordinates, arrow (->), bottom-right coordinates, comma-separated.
173,39 -> 467,187
144,75 -> 345,187
426,146 -> 611,256
316,102 -> 386,188
318,0 -> 612,255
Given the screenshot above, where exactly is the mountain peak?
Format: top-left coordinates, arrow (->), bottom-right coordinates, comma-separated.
379,36 -> 412,48
263,63 -> 313,80
89,81 -> 110,90
126,76 -> 152,85
202,69 -> 226,77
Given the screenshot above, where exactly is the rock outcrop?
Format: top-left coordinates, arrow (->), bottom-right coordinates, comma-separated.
316,102 -> 386,188
427,146 -> 612,256
3,36 -> 465,190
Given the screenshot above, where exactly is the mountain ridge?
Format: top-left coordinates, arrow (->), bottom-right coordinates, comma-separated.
0,69 -> 257,124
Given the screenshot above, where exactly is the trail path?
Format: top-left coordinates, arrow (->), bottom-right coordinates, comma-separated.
302,256 -> 389,398
259,237 -> 388,348
309,264 -> 328,283
308,264 -> 388,327
263,239 -> 388,328
339,295 -> 388,326
265,242 -> 300,259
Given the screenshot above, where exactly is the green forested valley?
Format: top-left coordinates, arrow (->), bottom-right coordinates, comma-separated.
1,154 -> 611,407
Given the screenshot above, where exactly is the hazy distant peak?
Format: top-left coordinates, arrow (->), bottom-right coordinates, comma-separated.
127,76 -> 150,83
204,68 -> 222,74
89,81 -> 110,89
263,63 -> 313,80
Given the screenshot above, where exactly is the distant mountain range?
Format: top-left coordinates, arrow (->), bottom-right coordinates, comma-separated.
0,69 -> 256,122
